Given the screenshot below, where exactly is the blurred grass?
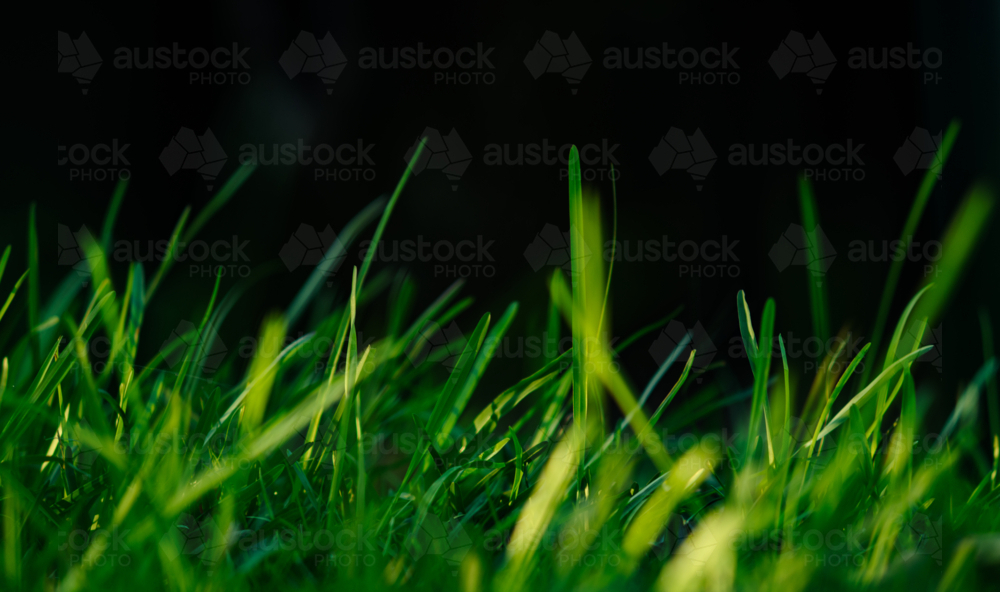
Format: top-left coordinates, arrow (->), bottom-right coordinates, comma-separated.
0,132 -> 998,592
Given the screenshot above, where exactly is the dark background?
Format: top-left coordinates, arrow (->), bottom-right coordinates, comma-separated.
12,1 -> 1000,412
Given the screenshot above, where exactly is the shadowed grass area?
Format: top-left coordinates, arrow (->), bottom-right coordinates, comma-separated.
1,135 -> 998,592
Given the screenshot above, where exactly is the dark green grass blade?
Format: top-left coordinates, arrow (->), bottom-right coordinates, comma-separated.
286,198 -> 384,327
100,177 -> 128,253
0,246 -> 10,288
864,120 -> 960,385
737,290 -> 760,377
356,140 -> 425,291
798,175 -> 829,343
747,298 -> 775,461
144,206 -> 190,303
568,145 -> 587,484
980,308 -> 1000,440
437,302 -> 518,439
27,204 -> 39,359
181,162 -> 255,245
427,313 -> 491,446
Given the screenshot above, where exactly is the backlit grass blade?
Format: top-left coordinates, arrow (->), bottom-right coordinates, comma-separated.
736,290 -> 759,375
0,271 -> 28,326
808,345 -> 931,444
0,245 -> 10,287
328,268 -> 360,524
778,334 -> 791,461
472,351 -> 570,435
496,435 -> 577,592
241,312 -> 288,436
620,444 -> 716,573
871,284 -> 932,450
568,145 -> 588,484
865,119 -> 960,385
628,350 -> 695,453
912,183 -> 994,323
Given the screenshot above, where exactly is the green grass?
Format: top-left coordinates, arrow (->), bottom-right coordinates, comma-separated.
1,134 -> 998,592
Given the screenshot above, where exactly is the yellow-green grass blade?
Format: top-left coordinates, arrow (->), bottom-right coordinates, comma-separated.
0,271 -> 28,326
241,312 -> 287,437
568,145 -> 588,484
807,345 -> 931,445
912,183 -> 994,324
496,435 -> 577,592
871,284 -> 932,449
620,444 -> 716,574
736,289 -> 759,375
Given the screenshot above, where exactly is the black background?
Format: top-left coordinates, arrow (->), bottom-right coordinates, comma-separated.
13,1 -> 1000,411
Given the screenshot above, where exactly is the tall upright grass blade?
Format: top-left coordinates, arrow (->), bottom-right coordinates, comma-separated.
568,145 -> 588,485
798,175 -> 830,343
865,120 -> 960,385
